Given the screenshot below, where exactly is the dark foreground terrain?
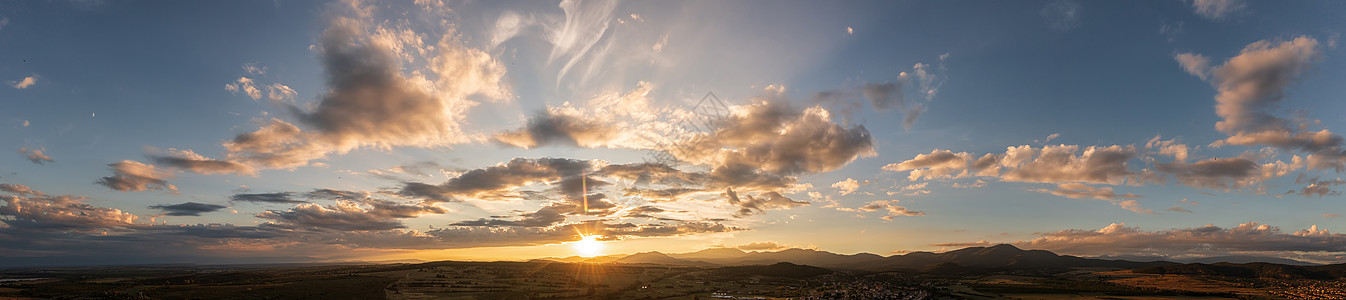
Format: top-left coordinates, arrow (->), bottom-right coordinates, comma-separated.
3,245 -> 1345,299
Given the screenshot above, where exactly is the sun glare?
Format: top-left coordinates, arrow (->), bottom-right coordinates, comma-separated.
570,234 -> 604,257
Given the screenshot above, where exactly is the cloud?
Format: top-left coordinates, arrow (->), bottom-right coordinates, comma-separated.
1,185 -> 139,231
243,63 -> 266,75
95,160 -> 177,192
807,58 -> 949,129
1032,183 -> 1140,201
1154,155 -> 1300,191
724,188 -> 809,217
1146,136 -> 1191,163
494,81 -> 667,150
1285,174 -> 1345,197
544,0 -> 620,84
1174,53 -> 1211,80
930,241 -> 994,248
257,200 -> 446,231
172,2 -> 511,172
149,148 -> 255,175
399,156 -> 812,223
1012,222 -> 1346,263
1040,0 -> 1081,32
1160,22 -> 1184,43
1044,133 -> 1061,143
230,192 -> 307,204
1167,206 -> 1193,213
224,77 -> 262,100
1178,37 -> 1346,170
678,100 -> 875,177
399,157 -> 590,202
951,180 -> 987,188
1325,213 -> 1341,218
738,241 -> 788,251
888,144 -> 1153,186
451,206 -> 568,228
882,149 -> 971,181
831,178 -> 861,195
1031,183 -> 1151,214
489,10 -> 535,47
9,75 -> 36,89
497,86 -> 880,188
1191,0 -> 1245,21
266,83 -> 297,102
149,202 -> 228,216
857,200 -> 925,220
17,148 -> 54,165
494,109 -> 624,149
0,184 -> 42,196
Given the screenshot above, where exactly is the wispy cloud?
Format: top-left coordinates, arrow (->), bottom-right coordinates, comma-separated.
9,75 -> 36,89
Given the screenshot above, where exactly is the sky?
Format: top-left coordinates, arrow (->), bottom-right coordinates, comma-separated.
2,0 -> 1346,266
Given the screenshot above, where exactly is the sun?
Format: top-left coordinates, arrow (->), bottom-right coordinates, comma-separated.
570,234 -> 604,257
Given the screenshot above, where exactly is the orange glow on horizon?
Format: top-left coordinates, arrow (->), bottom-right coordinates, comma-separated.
569,234 -> 604,257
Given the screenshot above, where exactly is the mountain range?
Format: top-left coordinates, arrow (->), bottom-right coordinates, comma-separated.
535,244 -> 1319,273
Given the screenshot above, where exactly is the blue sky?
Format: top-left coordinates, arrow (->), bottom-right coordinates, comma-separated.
2,0 -> 1346,265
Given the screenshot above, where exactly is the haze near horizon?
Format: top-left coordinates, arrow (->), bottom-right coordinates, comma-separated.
2,0 -> 1346,267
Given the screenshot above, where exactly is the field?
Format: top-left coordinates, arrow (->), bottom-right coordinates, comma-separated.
4,261 -> 1346,299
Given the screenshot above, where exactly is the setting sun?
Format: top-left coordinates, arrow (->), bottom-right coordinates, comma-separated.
570,235 -> 604,257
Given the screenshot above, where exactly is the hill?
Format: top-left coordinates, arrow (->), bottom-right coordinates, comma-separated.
843,244 -> 1167,272
708,262 -> 834,279
534,244 -> 1346,275
613,252 -> 715,266
1134,262 -> 1346,280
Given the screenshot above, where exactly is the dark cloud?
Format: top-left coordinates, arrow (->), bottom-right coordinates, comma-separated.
149,202 -> 228,216
1155,157 -> 1259,189
95,160 -> 177,192
725,189 -> 809,217
399,157 -> 589,202
451,206 -> 568,228
599,162 -> 706,186
304,188 -> 371,201
150,149 -> 255,175
230,192 -> 306,204
257,200 -> 446,231
494,109 -> 621,148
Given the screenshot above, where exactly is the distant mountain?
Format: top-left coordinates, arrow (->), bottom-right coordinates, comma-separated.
532,254 -> 624,264
667,247 -> 747,260
536,244 -> 1178,272
1092,254 -> 1318,266
613,252 -> 715,266
843,244 -> 1166,272
709,262 -> 833,279
1184,255 -> 1318,266
532,245 -> 1344,277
